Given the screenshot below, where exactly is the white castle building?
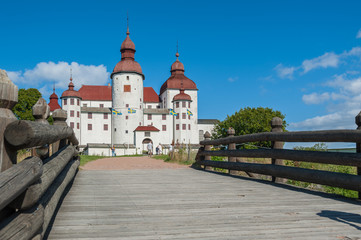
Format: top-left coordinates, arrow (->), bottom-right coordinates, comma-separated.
48,27 -> 217,156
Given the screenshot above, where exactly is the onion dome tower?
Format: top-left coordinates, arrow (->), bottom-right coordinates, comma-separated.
111,22 -> 144,146
60,71 -> 81,140
48,84 -> 61,113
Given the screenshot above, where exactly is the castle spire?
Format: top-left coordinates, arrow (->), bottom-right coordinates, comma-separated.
126,11 -> 129,35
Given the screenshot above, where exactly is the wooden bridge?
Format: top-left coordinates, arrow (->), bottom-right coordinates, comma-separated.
1,71 -> 361,239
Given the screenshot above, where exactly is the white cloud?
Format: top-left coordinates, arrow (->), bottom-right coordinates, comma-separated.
227,76 -> 238,82
357,29 -> 361,39
7,61 -> 110,90
274,64 -> 296,79
302,52 -> 339,73
302,92 -> 330,104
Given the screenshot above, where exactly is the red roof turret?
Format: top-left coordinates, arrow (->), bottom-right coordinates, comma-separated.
173,89 -> 192,101
48,86 -> 61,111
61,75 -> 81,98
160,51 -> 197,95
112,26 -> 144,78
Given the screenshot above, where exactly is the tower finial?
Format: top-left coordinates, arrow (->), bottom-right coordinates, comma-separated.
126,11 -> 129,35
53,81 -> 55,93
70,67 -> 73,82
176,40 -> 179,59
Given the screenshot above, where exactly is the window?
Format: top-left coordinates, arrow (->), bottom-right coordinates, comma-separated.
176,114 -> 179,120
176,102 -> 179,108
126,104 -> 129,107
70,99 -> 74,105
140,98 -> 142,101
77,111 -> 80,118
182,102 -> 186,108
145,132 -> 150,137
182,113 -> 186,119
100,104 -> 104,108
139,122 -> 141,126
70,122 -> 74,129
182,124 -> 186,130
188,124 -> 191,130
83,103 -> 87,107
104,124 -> 108,131
104,113 -> 108,119
126,76 -> 129,80
162,114 -> 166,120
70,110 -> 74,117
125,130 -> 128,134
148,114 -> 152,120
88,113 -> 92,119
64,99 -> 67,105
77,123 -> 79,129
162,125 -> 166,131
124,85 -> 131,92
77,99 -> 80,106
140,105 -> 142,109
148,105 -> 152,109
188,115 -> 190,120
88,124 -> 92,130
188,102 -> 190,108
176,124 -> 179,130
126,116 -> 128,120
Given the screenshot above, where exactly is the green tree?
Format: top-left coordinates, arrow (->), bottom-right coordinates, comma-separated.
12,88 -> 42,121
213,107 -> 287,148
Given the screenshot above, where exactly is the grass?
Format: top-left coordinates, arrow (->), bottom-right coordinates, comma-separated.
79,154 -> 143,166
152,148 -> 197,165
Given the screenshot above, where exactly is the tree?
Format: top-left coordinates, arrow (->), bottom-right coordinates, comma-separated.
12,88 -> 42,121
213,107 -> 287,149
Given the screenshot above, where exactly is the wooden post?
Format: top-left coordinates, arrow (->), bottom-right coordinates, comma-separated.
271,117 -> 284,183
355,112 -> 361,199
227,127 -> 236,174
0,69 -> 18,171
52,109 -> 68,151
204,131 -> 212,171
32,98 -> 50,159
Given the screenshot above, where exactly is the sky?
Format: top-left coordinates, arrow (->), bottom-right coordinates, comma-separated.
1,0 -> 361,145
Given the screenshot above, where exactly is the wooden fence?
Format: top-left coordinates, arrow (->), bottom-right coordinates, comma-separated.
196,116 -> 361,198
0,70 -> 79,240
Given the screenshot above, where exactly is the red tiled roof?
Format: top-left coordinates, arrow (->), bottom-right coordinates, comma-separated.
113,60 -> 143,76
134,126 -> 160,132
144,87 -> 160,103
173,89 -> 191,101
78,85 -> 112,101
48,92 -> 61,111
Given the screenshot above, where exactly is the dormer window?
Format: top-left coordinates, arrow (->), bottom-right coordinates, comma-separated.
126,76 -> 129,80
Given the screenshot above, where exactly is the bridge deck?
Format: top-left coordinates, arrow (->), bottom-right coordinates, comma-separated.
47,168 -> 361,239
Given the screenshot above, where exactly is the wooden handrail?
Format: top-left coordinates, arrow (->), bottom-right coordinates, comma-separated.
198,149 -> 361,167
200,130 -> 361,146
4,120 -> 75,150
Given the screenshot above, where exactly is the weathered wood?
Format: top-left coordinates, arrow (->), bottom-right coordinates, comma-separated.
355,111 -> 361,199
227,128 -> 237,175
198,160 -> 361,191
271,117 -> 284,183
0,204 -> 44,240
198,149 -> 361,167
0,157 -> 42,211
40,159 -> 79,236
68,132 -> 79,146
203,132 -> 212,171
52,109 -> 68,153
4,120 -> 74,150
200,129 -> 361,146
0,69 -> 18,172
10,145 -> 77,210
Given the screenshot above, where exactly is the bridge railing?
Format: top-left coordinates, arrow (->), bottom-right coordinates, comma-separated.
196,115 -> 361,198
0,70 -> 79,240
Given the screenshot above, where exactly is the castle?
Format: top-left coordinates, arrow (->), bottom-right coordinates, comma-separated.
48,27 -> 217,156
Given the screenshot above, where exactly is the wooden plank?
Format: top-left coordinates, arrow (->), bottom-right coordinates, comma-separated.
10,145 -> 77,210
4,120 -> 74,150
199,148 -> 361,167
200,129 -> 361,145
47,169 -> 361,239
0,157 -> 42,211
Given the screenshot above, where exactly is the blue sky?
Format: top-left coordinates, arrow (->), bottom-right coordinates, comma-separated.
2,0 -> 361,137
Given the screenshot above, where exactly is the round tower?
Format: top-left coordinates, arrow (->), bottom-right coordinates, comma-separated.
172,89 -> 192,144
60,74 -> 81,142
48,85 -> 61,114
111,26 -> 144,145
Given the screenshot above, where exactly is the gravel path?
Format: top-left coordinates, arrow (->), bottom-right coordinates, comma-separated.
81,155 -> 190,170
